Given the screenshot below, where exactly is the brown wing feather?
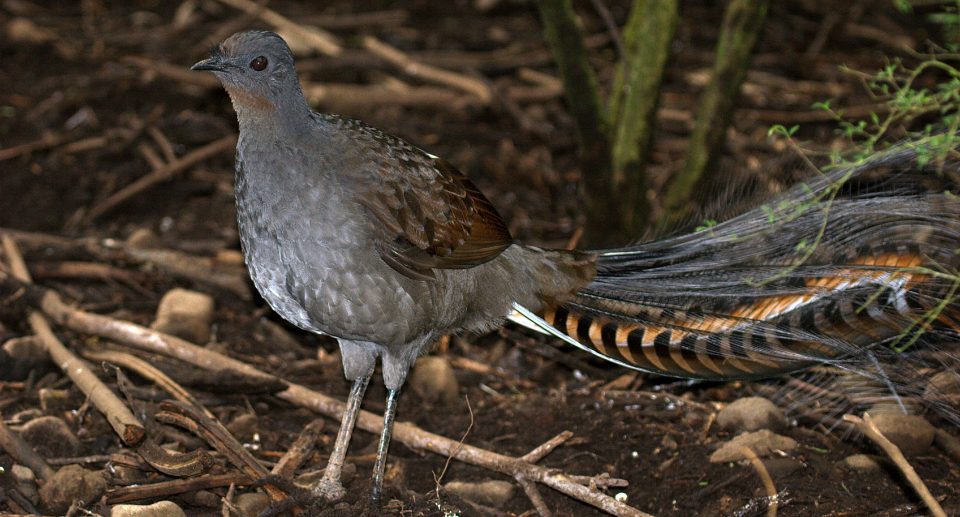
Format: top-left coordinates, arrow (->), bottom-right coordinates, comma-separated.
340,117 -> 512,279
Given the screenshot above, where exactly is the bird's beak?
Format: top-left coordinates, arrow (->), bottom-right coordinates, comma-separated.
191,54 -> 227,72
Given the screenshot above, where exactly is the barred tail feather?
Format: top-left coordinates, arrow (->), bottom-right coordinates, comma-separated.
515,143 -> 960,420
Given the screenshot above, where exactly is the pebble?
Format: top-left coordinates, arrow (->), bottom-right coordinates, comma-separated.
151,288 -> 215,343
110,500 -> 187,517
3,336 -> 46,362
39,465 -> 107,515
12,464 -> 39,504
444,480 -> 515,508
716,397 -> 786,433
408,356 -> 460,405
709,429 -> 798,463
19,415 -> 81,458
227,413 -> 259,442
839,454 -> 885,473
235,492 -> 270,517
867,412 -> 935,455
126,228 -> 162,249
1,337 -> 48,381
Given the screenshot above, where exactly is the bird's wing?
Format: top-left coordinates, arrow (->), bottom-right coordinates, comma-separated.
336,117 -> 513,280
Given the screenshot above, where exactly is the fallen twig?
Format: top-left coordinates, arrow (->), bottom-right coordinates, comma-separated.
106,472 -> 251,504
271,419 -> 325,477
0,413 -> 56,481
738,446 -> 778,517
362,36 -> 493,104
1,236 -> 146,446
843,413 -> 947,517
82,348 -> 213,418
155,400 -> 287,504
84,135 -> 237,223
0,277 -> 651,517
213,0 -> 342,56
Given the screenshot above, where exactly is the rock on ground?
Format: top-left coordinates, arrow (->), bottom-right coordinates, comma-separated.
110,500 -> 187,517
716,396 -> 786,433
444,480 -> 515,508
710,429 -> 798,463
151,288 -> 215,344
867,412 -> 935,455
39,465 -> 107,515
235,492 -> 270,517
409,356 -> 460,405
19,415 -> 80,458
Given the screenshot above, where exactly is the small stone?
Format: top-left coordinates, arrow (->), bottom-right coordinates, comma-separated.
227,413 -> 259,442
408,356 -> 459,405
235,492 -> 270,517
40,465 -> 107,515
151,288 -> 215,344
444,480 -> 515,508
3,336 -> 46,362
839,454 -> 885,473
184,490 -> 221,508
39,388 -> 76,415
717,397 -> 786,433
867,412 -> 935,455
19,416 -> 81,458
12,464 -> 39,504
709,429 -> 798,463
110,500 -> 187,517
1,337 -> 48,381
216,249 -> 245,266
126,228 -> 162,249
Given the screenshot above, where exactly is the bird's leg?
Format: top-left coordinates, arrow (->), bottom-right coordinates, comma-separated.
314,374 -> 371,501
369,387 -> 400,507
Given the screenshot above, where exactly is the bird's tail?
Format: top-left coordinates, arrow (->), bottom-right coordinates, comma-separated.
511,143 -> 960,409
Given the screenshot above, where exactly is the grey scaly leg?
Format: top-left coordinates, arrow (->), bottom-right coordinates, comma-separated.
369,387 -> 400,506
314,375 -> 371,500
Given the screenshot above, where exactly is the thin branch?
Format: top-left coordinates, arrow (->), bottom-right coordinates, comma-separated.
843,413 -> 947,517
1,236 -> 146,446
85,135 -> 236,223
0,277 -> 653,517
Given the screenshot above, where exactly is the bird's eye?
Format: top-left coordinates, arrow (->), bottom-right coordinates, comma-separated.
250,56 -> 268,71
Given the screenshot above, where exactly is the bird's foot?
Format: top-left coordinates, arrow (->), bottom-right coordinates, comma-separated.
312,474 -> 348,502
253,475 -> 315,517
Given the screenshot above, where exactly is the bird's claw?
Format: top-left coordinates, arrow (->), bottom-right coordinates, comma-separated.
312,474 -> 348,502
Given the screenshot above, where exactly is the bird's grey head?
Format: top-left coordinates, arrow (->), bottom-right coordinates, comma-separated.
192,31 -> 304,116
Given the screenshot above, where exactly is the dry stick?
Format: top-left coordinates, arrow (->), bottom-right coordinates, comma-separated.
738,446 -> 778,517
1,236 -> 146,447
0,132 -> 68,161
271,419 -> 325,477
12,284 -> 652,517
121,246 -> 252,301
213,0 -> 342,56
0,415 -> 56,481
362,36 -> 493,104
517,431 -> 573,517
84,135 -> 237,223
154,401 -> 289,504
843,413 -> 947,517
81,348 -> 214,419
106,472 -> 251,504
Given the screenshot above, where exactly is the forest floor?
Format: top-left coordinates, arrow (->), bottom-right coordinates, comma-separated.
1,1 -> 959,516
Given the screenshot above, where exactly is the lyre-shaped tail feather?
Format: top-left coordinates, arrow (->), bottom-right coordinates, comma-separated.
513,144 -> 960,383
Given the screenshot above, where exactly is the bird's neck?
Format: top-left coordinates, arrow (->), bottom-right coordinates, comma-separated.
228,87 -> 313,136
